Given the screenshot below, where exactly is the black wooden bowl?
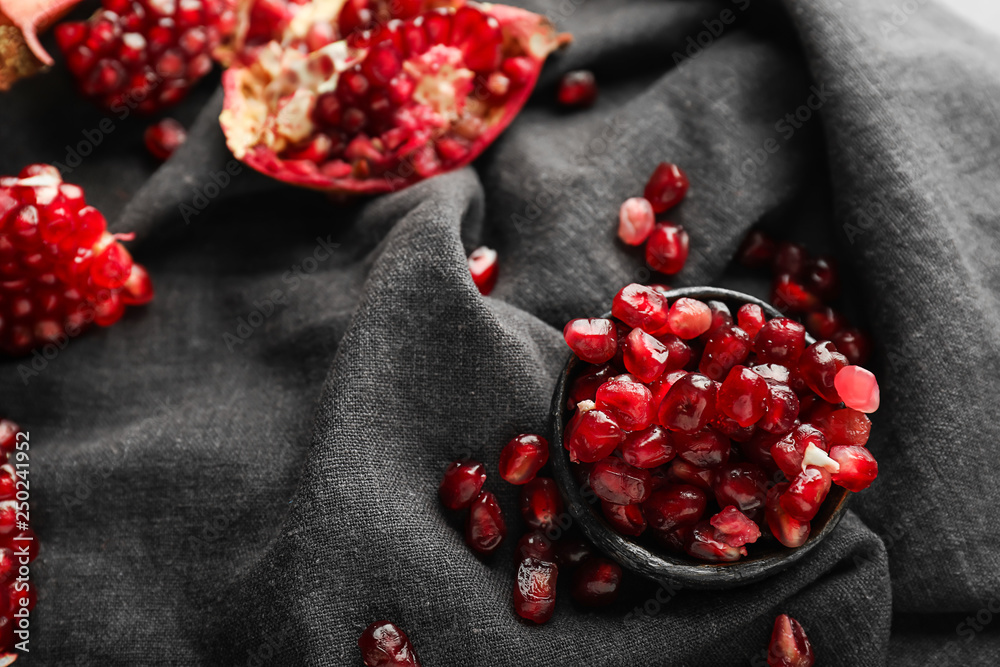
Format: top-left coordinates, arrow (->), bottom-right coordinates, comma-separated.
549,286 -> 850,589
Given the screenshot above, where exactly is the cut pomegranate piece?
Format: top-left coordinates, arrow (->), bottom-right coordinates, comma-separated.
589,457 -> 652,505
780,466 -> 832,522
831,328 -> 871,365
611,283 -> 670,333
465,490 -> 506,553
799,341 -> 848,403
643,484 -> 706,536
700,325 -> 751,381
220,1 -> 570,195
667,297 -> 712,339
622,327 -> 670,383
617,196 -> 655,246
737,229 -> 775,269
563,318 -> 616,364
358,620 -> 422,667
644,162 -> 689,213
513,557 -> 558,624
765,482 -> 810,548
758,383 -> 799,435
673,427 -> 730,469
0,165 -> 153,356
566,408 -> 623,463
144,118 -> 187,160
519,477 -> 563,530
620,425 -> 674,468
438,459 -> 486,509
771,425 -> 827,479
571,557 -> 621,607
753,318 -> 806,365
55,0 -> 236,113
685,520 -> 746,562
645,222 -> 689,275
498,434 -> 548,485
771,242 -> 807,278
736,303 -> 765,339
601,500 -> 646,537
557,69 -> 596,108
709,506 -> 761,548
515,530 -> 553,562
768,614 -> 815,667
713,462 -> 767,518
834,365 -> 879,413
467,246 -> 498,295
805,307 -> 847,340
665,458 -> 715,491
658,372 -> 716,433
553,536 -> 592,569
829,445 -> 878,491
717,365 -> 769,427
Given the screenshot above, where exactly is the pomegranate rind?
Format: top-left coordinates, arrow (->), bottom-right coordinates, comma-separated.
0,0 -> 82,89
219,0 -> 570,195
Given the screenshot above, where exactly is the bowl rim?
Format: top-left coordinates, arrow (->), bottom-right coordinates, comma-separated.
549,286 -> 851,589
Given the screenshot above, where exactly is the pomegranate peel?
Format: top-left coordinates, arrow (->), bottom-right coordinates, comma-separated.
0,0 -> 82,89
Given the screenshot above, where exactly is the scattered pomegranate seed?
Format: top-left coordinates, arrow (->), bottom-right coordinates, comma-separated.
685,519 -> 746,562
596,375 -> 654,431
589,457 -> 652,505
438,460 -> 487,510
772,274 -> 821,313
513,557 -> 558,623
612,283 -> 670,334
645,222 -> 690,275
834,365 -> 879,413
567,408 -> 623,463
557,69 -> 597,108
700,325 -> 751,381
737,229 -> 775,268
519,477 -> 563,530
736,303 -> 766,338
358,620 -> 422,667
666,458 -> 716,491
717,365 -> 769,427
767,614 -> 815,667
805,306 -> 846,340
563,318 -> 617,364
667,297 -> 712,339
658,372 -> 716,433
771,424 -> 827,479
467,246 -> 498,295
771,242 -> 808,278
567,363 -> 616,410
818,408 -> 871,446
601,500 -> 647,537
753,318 -> 806,365
498,434 -> 549,485
620,425 -> 675,468
465,491 -> 506,554
571,557 -> 621,607
759,383 -> 800,435
554,536 -> 593,569
831,328 -> 871,365
515,530 -> 554,562
709,506 -> 761,548
643,162 -> 689,213
144,118 -> 187,160
703,300 -> 733,338
713,462 -> 767,518
622,328 -> 670,383
673,427 -> 730,469
798,341 -> 847,403
829,445 -> 878,491
765,482 -> 810,548
643,484 -> 706,536
780,466 -> 832,522
617,196 -> 655,246
804,255 -> 838,300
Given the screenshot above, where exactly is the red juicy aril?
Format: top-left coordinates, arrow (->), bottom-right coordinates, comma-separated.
0,165 -> 153,356
767,614 -> 815,667
438,459 -> 486,509
358,620 -> 422,667
559,283 -> 882,562
467,246 -> 498,295
55,0 -> 237,113
563,318 -> 616,364
571,557 -> 621,607
498,433 -> 548,485
513,557 -> 557,623
465,490 -> 505,554
557,69 -> 597,108
220,0 -> 570,195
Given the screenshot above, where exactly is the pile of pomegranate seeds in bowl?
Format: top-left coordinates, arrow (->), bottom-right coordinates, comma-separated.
557,283 -> 880,567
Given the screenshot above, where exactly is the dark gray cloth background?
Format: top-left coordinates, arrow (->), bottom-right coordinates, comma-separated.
1,0 -> 999,664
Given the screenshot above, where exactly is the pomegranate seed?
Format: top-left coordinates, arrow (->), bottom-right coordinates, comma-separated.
805,307 -> 847,340
685,520 -> 746,562
617,197 -> 655,245
571,557 -> 622,607
498,434 -> 549,485
771,274 -> 821,313
780,466 -> 832,522
658,372 -> 716,433
673,427 -> 730,469
666,458 -> 716,491
645,222 -> 690,275
622,328 -> 670,383
557,69 -> 597,107
643,162 -> 689,213
643,484 -> 707,536
713,462 -> 767,518
589,457 -> 652,505
765,482 -> 810,548
601,500 -> 647,536
0,422 -> 17,459
759,383 -> 800,435
438,460 -> 487,510
699,325 -> 751,381
611,283 -> 669,333
144,118 -> 187,160
467,246 -> 498,295
515,530 -> 554,562
737,229 -> 775,268
829,445 -> 878,491
554,536 -> 593,569
709,506 -> 761,547
712,412 -> 757,442
595,375 -> 654,431
703,300 -> 733,339
831,328 -> 871,365
798,341 -> 847,403
768,614 -> 815,667
834,366 -> 879,413
771,424 -> 828,479
513,558 -> 558,624
567,408 -> 623,463
568,363 -> 616,410
620,425 -> 675,468
822,408 -> 871,446
655,334 -> 693,371
465,491 -> 506,554
519,477 -> 563,530
736,303 -> 765,338
771,242 -> 807,278
717,365 -> 769,427
667,297 -> 712,339
358,620 -> 422,667
122,264 -> 155,305
803,255 -> 838,300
